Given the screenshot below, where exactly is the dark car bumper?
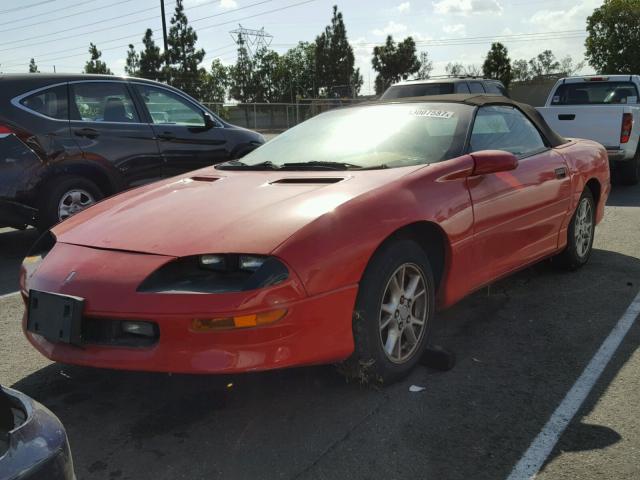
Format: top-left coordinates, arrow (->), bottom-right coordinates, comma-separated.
0,199 -> 36,228
0,386 -> 75,480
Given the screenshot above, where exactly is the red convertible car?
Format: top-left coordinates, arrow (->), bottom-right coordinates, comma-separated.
20,95 -> 610,383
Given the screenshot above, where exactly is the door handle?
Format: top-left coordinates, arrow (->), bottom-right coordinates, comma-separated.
74,127 -> 99,139
157,132 -> 176,141
558,114 -> 575,121
555,167 -> 567,179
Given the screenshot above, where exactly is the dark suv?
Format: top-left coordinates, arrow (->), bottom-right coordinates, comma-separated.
381,77 -> 508,99
0,74 -> 265,230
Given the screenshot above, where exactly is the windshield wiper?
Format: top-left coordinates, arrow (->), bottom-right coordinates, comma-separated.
279,161 -> 363,170
216,160 -> 280,170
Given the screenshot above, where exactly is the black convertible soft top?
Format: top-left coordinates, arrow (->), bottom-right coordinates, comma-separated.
375,94 -> 568,148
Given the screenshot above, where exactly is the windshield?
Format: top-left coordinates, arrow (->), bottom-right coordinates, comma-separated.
551,81 -> 639,105
381,83 -> 455,99
225,103 -> 472,170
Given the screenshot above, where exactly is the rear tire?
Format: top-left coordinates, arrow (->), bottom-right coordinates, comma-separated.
555,188 -> 595,271
341,239 -> 435,385
616,151 -> 640,186
37,175 -> 103,230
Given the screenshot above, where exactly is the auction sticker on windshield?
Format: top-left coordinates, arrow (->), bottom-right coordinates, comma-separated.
410,109 -> 454,119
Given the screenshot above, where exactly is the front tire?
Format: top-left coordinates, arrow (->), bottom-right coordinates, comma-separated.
343,239 -> 435,385
37,175 -> 103,230
556,188 -> 595,270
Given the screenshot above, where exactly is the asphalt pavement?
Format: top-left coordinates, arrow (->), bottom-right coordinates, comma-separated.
0,183 -> 639,480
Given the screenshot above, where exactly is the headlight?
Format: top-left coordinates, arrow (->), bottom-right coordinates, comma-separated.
138,254 -> 289,293
21,230 -> 56,280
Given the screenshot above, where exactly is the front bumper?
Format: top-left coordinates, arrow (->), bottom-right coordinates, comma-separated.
0,199 -> 36,228
0,387 -> 75,480
22,243 -> 358,374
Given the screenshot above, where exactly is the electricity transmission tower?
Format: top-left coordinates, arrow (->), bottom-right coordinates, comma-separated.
229,24 -> 273,56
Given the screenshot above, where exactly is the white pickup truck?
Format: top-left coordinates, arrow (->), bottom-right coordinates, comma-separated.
538,75 -> 640,185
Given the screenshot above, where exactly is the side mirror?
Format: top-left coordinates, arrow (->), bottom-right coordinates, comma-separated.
470,150 -> 518,175
203,112 -> 216,129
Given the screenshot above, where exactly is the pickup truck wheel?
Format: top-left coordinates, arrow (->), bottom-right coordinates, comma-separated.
37,175 -> 103,230
341,239 -> 435,385
617,153 -> 640,186
555,188 -> 595,270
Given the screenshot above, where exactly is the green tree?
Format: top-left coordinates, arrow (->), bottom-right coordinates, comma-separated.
315,5 -> 360,97
281,41 -> 317,101
482,42 -> 512,88
164,0 -> 206,96
586,0 -> 640,74
229,33 -> 255,102
559,55 -> 585,75
511,59 -> 531,81
416,51 -> 433,80
125,44 -> 140,76
528,50 -> 560,78
139,29 -> 164,81
445,62 -> 464,76
28,58 -> 38,73
200,59 -> 230,104
371,35 -> 421,95
84,43 -> 112,74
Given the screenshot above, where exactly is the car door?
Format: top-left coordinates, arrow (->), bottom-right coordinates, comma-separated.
69,81 -> 163,188
466,105 -> 572,287
132,83 -> 229,177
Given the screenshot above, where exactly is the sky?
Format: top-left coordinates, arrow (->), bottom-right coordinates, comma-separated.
0,0 -> 603,95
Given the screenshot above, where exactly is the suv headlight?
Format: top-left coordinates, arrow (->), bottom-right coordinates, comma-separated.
138,254 -> 289,293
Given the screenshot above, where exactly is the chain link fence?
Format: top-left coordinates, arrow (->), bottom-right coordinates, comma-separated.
202,99 -> 367,131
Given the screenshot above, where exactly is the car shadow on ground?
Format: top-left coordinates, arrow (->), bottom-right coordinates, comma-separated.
607,183 -> 640,207
10,248 -> 640,480
0,228 -> 39,295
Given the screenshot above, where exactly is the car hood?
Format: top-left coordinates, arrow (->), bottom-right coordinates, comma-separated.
53,166 -> 422,257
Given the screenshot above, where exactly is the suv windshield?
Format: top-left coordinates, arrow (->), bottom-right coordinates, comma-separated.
381,83 -> 455,99
219,103 -> 472,170
551,81 -> 639,105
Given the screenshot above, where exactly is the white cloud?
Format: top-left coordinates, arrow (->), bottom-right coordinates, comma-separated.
220,0 -> 238,9
442,23 -> 466,35
433,0 -> 502,16
372,21 -> 408,37
528,1 -> 598,32
397,2 -> 411,13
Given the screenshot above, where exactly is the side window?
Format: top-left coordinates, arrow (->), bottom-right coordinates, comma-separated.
455,82 -> 471,94
70,82 -> 140,123
469,82 -> 485,93
134,84 -> 205,127
484,82 -> 506,95
20,85 -> 68,120
470,106 -> 546,157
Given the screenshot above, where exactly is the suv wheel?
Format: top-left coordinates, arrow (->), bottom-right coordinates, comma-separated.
37,175 -> 103,230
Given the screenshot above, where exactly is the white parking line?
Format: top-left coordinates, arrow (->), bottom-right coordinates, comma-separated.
0,291 -> 20,300
506,289 -> 640,480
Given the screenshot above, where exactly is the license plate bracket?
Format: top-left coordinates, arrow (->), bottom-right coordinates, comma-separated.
27,290 -> 84,345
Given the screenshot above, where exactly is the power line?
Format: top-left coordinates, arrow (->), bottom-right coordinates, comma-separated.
0,0 -> 273,56
1,0 -> 309,67
0,0 -> 103,27
0,0 -> 139,35
0,0 -> 56,15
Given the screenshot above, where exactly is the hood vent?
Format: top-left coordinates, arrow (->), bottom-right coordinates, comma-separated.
270,177 -> 344,185
190,176 -> 220,183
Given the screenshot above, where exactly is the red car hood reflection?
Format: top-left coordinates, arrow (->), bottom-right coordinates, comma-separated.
53,167 -> 421,257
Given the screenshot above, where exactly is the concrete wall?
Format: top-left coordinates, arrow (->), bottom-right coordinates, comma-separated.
509,78 -> 558,106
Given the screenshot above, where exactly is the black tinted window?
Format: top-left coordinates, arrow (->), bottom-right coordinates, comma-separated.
551,81 -> 639,105
455,82 -> 471,93
70,82 -> 140,123
470,106 -> 546,157
381,83 -> 455,99
135,84 -> 205,126
20,85 -> 68,120
469,82 -> 485,93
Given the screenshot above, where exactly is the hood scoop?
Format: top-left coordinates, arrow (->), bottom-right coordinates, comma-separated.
190,176 -> 220,183
270,177 -> 344,185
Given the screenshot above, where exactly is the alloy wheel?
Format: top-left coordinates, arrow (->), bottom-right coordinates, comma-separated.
574,197 -> 593,259
58,189 -> 96,221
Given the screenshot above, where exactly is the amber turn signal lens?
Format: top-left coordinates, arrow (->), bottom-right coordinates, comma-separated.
191,308 -> 287,332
